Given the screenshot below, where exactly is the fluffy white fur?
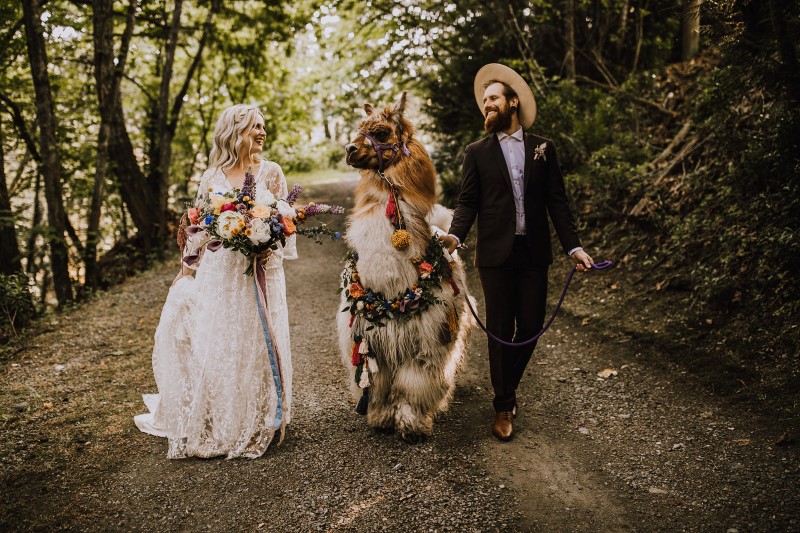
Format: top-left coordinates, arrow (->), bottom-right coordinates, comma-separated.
337,199 -> 475,441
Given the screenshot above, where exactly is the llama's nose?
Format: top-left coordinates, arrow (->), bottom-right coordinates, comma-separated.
345,143 -> 357,155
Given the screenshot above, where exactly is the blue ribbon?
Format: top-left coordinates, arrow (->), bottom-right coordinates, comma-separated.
253,277 -> 284,429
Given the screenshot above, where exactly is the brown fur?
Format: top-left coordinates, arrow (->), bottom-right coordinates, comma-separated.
339,93 -> 474,442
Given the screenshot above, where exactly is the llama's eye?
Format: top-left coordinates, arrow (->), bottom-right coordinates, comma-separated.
375,130 -> 390,142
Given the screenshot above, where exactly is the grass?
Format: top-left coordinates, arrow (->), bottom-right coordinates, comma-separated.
284,167 -> 359,186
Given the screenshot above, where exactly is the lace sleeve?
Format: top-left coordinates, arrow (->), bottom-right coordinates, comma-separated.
182,169 -> 213,271
267,162 -> 298,261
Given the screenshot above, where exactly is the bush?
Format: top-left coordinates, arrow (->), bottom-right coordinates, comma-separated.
0,272 -> 35,340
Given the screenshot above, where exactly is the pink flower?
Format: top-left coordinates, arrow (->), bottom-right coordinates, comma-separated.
187,207 -> 199,225
220,203 -> 236,213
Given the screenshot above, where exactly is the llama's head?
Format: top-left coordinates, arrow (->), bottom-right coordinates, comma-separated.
345,92 -> 414,173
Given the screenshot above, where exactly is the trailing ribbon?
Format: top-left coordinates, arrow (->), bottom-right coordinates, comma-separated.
181,225 -> 223,266
252,256 -> 287,443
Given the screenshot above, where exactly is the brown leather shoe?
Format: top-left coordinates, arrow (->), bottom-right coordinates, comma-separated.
492,411 -> 514,441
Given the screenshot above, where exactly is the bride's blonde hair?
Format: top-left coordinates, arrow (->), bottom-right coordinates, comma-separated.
207,104 -> 265,172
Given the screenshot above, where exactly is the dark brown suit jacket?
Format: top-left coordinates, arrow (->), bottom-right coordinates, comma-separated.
449,132 -> 582,268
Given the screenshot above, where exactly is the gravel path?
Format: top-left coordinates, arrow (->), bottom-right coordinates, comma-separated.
1,178 -> 798,531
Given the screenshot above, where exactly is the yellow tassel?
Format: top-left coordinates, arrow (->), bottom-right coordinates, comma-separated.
391,229 -> 411,250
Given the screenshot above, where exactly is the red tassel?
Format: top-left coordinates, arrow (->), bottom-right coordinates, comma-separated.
349,314 -> 355,328
351,342 -> 362,366
385,196 -> 397,218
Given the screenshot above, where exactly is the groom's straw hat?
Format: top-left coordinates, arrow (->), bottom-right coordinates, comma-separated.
474,63 -> 536,129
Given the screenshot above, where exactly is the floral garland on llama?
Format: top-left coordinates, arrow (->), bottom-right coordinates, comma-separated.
341,236 -> 461,393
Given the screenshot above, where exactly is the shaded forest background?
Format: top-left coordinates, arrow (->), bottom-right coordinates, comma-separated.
1,1 -> 798,418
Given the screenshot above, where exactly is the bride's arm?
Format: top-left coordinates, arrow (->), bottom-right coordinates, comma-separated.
174,171 -> 211,283
268,162 -> 298,261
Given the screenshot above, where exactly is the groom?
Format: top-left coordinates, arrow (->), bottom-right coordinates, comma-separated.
441,64 -> 593,441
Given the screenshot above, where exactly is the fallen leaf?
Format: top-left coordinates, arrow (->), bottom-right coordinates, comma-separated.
609,283 -> 619,290
730,439 -> 751,446
581,317 -> 592,326
597,368 -> 618,379
43,402 -> 53,409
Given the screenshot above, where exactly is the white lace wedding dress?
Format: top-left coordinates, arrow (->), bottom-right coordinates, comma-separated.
135,159 -> 296,459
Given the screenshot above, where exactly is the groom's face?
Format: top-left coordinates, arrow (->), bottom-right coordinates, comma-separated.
483,82 -> 515,133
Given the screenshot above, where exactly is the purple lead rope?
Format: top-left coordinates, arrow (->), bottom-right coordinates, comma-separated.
465,261 -> 613,347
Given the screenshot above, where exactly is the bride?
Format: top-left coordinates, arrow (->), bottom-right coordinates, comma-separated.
135,104 -> 296,459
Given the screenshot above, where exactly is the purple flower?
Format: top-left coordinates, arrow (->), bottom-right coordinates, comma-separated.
305,203 -> 345,216
286,184 -> 302,206
239,168 -> 255,199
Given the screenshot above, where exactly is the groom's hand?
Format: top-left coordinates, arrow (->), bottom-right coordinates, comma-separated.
571,249 -> 594,272
439,234 -> 459,254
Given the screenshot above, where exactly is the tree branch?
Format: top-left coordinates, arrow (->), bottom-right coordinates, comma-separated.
574,75 -> 678,117
0,93 -> 41,162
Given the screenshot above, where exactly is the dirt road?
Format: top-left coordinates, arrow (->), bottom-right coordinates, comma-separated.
2,178 -> 798,531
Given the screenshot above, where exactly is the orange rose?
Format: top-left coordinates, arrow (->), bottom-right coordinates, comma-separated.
187,207 -> 199,225
349,282 -> 364,299
282,216 -> 297,236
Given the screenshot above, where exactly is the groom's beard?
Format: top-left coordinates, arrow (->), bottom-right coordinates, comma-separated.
484,103 -> 513,133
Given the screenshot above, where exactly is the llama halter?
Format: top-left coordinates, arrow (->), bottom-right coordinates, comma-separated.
359,132 -> 413,250
361,132 -> 410,175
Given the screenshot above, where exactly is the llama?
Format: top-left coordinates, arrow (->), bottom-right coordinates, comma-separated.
337,92 -> 474,443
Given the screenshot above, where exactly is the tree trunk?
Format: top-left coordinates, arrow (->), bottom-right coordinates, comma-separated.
768,0 -> 800,102
86,0 -> 138,290
22,0 -> 73,306
26,171 -> 41,276
151,0 -> 185,254
681,0 -> 701,61
109,104 -> 157,250
0,119 -> 23,275
565,0 -> 576,81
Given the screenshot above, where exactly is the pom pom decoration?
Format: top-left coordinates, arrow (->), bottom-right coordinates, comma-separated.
391,229 -> 411,250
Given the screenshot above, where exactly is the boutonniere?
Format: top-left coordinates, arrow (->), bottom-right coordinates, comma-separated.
533,142 -> 547,161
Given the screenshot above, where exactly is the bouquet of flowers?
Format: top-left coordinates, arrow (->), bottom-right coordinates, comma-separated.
181,168 -> 344,275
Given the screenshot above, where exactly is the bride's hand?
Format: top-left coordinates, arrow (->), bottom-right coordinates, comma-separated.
256,248 -> 273,263
172,264 -> 194,285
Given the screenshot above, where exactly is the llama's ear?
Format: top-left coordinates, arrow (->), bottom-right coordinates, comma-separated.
393,91 -> 408,115
364,103 -> 374,116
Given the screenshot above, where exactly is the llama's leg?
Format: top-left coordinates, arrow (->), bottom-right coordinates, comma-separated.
391,359 -> 449,443
366,367 -> 395,431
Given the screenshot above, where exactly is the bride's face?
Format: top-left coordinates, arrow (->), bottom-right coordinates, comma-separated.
241,115 -> 266,158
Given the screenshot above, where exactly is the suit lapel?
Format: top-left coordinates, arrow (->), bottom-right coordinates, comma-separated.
489,135 -> 513,193
523,133 -> 535,189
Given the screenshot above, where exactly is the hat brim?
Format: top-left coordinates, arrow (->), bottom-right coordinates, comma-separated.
474,63 -> 536,130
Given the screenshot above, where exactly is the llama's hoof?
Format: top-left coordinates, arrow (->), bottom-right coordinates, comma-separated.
372,425 -> 395,435
400,432 -> 428,444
